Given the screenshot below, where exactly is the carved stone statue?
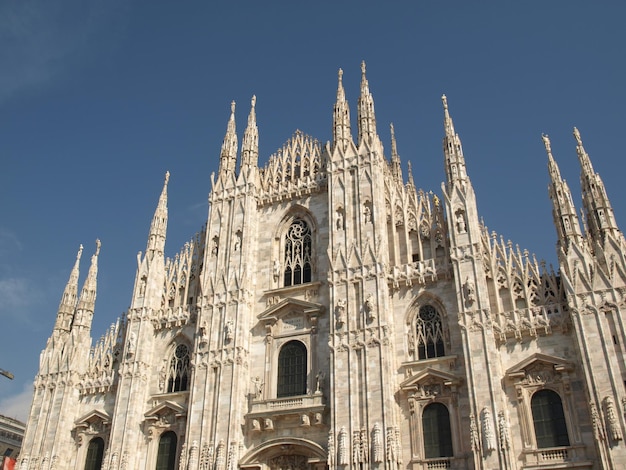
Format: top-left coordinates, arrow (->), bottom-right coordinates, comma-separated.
463,277 -> 476,304
252,376 -> 264,398
364,294 -> 375,323
456,211 -> 466,233
224,321 -> 234,343
335,299 -> 346,327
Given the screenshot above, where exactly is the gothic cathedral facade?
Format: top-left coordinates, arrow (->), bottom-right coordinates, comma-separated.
19,64 -> 626,470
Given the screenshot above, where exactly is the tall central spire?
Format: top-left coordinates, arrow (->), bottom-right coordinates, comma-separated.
219,101 -> 238,178
241,95 -> 259,169
332,68 -> 352,151
146,171 -> 169,256
357,61 -> 377,146
441,95 -> 467,187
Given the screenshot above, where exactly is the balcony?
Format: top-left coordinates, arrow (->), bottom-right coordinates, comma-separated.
246,392 -> 326,431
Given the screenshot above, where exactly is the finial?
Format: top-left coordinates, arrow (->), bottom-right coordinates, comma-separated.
361,60 -> 366,76
338,68 -> 343,81
230,100 -> 236,114
542,134 -> 552,155
164,171 -> 170,186
251,95 -> 256,108
95,239 -> 101,256
390,122 -> 395,139
573,127 -> 583,147
77,244 -> 84,260
441,94 -> 448,110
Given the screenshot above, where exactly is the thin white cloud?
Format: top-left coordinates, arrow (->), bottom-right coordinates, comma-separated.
0,382 -> 33,423
0,277 -> 42,322
0,0 -> 129,104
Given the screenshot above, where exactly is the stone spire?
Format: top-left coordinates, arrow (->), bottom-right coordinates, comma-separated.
544,134 -> 583,249
357,61 -> 377,146
574,127 -> 619,242
53,244 -> 83,333
241,95 -> 259,169
75,239 -> 101,319
218,101 -> 238,178
146,171 -> 169,257
406,161 -> 415,188
441,95 -> 467,187
390,123 -> 402,181
333,68 -> 352,151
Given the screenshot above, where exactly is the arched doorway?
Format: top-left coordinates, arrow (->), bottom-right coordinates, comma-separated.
240,438 -> 326,470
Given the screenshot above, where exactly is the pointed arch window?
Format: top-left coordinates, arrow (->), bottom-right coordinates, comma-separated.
531,389 -> 570,448
416,305 -> 445,359
155,431 -> 177,470
277,340 -> 307,397
84,437 -> 104,470
422,403 -> 453,459
283,219 -> 312,287
167,344 -> 190,393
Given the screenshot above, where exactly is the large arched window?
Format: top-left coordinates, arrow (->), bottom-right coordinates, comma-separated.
155,431 -> 177,470
422,403 -> 453,459
277,341 -> 307,397
283,219 -> 312,287
84,437 -> 104,470
416,305 -> 445,360
167,344 -> 190,393
531,389 -> 570,448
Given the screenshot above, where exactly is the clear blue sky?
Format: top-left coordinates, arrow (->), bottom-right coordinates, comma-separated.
1,2 -> 625,420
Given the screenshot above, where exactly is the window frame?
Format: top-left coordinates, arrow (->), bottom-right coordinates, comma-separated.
166,342 -> 191,394
276,340 -> 308,398
84,437 -> 105,470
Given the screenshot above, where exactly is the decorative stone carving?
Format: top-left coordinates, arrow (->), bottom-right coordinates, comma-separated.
372,423 -> 383,463
187,441 -> 199,469
604,396 -> 623,441
481,407 -> 496,452
498,411 -> 510,451
264,418 -> 274,431
470,413 -> 480,452
590,402 -> 606,441
360,428 -> 369,463
352,430 -> 362,464
268,455 -> 308,470
179,443 -> 187,470
215,440 -> 226,470
327,432 -> 335,470
386,426 -> 397,463
338,427 -> 348,465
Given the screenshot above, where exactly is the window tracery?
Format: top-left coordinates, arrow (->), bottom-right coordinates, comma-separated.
283,219 -> 312,287
416,305 -> 445,360
167,344 -> 190,393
